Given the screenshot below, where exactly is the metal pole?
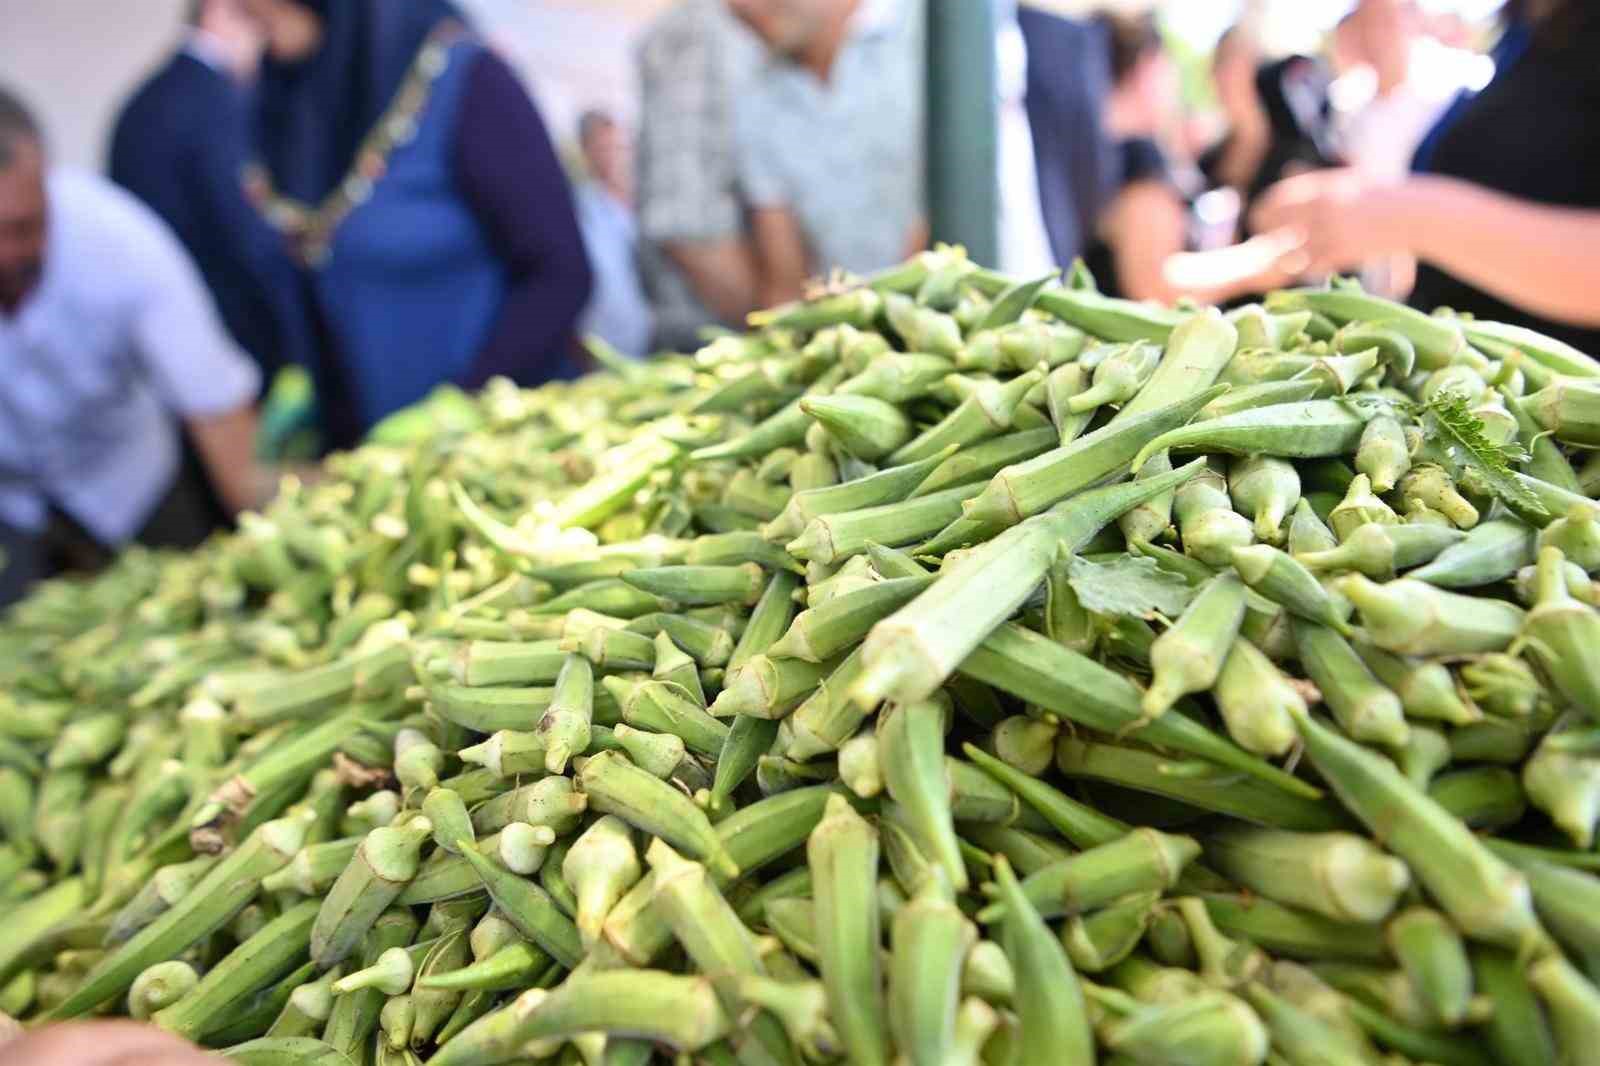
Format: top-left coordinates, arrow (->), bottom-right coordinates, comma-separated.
925,0 -> 998,266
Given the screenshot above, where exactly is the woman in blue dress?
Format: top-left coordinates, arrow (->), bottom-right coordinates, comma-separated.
242,0 -> 593,447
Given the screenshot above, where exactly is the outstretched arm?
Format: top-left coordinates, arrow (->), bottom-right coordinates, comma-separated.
1254,168 -> 1600,328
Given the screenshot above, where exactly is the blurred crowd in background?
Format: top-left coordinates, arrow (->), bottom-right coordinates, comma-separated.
0,0 -> 1598,607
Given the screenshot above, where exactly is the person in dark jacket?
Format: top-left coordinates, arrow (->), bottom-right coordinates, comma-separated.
1011,3 -> 1118,268
241,0 -> 593,448
1254,0 -> 1600,354
110,0 -> 313,382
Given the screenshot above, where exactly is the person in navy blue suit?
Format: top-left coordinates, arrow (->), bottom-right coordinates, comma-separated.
110,0 -> 314,383
1011,3 -> 1118,269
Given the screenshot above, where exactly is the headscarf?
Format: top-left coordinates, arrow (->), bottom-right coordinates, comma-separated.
256,0 -> 467,204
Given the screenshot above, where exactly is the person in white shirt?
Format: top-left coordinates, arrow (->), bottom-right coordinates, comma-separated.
0,86 -> 276,605
574,110 -> 654,359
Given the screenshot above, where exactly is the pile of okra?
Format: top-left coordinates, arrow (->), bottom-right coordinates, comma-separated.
6,247 -> 1600,1066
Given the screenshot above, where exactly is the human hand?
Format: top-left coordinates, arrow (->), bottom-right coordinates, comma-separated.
0,1021 -> 217,1065
1250,167 -> 1413,277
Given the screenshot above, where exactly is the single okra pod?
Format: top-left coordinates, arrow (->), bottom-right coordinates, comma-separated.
537,653 -> 593,774
434,972 -> 731,1064
1386,905 -> 1480,1030
1296,520 -> 1465,578
1228,454 -> 1301,543
766,574 -> 935,662
709,653 -> 840,720
1060,890 -> 1160,973
610,676 -> 729,755
1355,413 -> 1411,492
1522,545 -> 1600,721
1327,472 -> 1398,542
1131,399 -> 1370,472
705,714 -> 776,818
1102,988 -> 1269,1066
565,815 -> 642,948
1399,463 -> 1480,529
1352,641 -> 1477,726
1142,571 -> 1249,719
1338,574 -> 1525,656
1205,827 -> 1410,925
1293,618 -> 1410,748
764,449 -> 955,542
651,630 -> 709,707
579,750 -> 739,879
433,639 -> 566,687
613,723 -> 687,779
1408,516 -> 1538,588
979,828 -> 1199,923
421,788 -> 474,856
128,960 -> 199,1022
311,816 -> 433,968
1064,340 -> 1160,413
647,840 -> 800,1066
877,699 -> 966,891
889,879 -> 977,1066
808,792 -> 889,1066
886,365 -> 1048,466
151,897 -> 321,1041
469,775 -> 586,836
800,393 -> 914,461
987,855 -> 1095,1066
1213,637 -> 1302,757
1528,954 -> 1600,1065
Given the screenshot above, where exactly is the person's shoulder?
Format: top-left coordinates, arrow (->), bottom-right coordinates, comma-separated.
1015,4 -> 1090,40
50,170 -> 194,266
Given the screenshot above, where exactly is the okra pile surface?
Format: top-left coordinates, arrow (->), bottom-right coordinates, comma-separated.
7,248 -> 1600,1066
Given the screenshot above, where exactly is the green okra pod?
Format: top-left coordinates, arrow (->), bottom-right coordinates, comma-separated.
987,854 -> 1095,1066
1231,543 -> 1352,633
1387,905 -> 1480,1029
1408,516 -> 1539,588
1142,571 -> 1249,720
1204,827 -> 1410,925
1338,573 -> 1525,656
878,699 -> 966,891
647,839 -> 801,1066
889,879 -> 977,1066
1293,618 -> 1411,748
579,750 -> 738,879
537,652 -> 594,774
1131,399 -> 1370,472
1228,455 -> 1301,544
800,393 -> 914,461
565,814 -> 642,948
806,792 -> 889,1066
611,676 -> 729,755
1054,736 -> 1342,830
980,828 -> 1198,923
886,365 -> 1048,466
1213,637 -> 1303,757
